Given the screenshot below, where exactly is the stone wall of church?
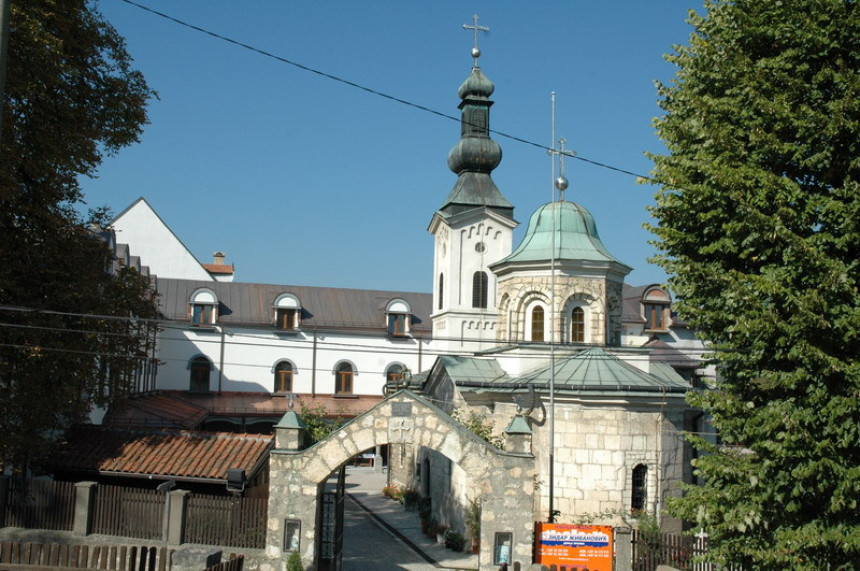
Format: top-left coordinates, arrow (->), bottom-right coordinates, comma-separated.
488,401 -> 686,529
496,274 -> 625,345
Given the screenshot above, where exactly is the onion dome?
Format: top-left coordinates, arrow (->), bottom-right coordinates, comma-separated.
436,62 -> 513,220
458,67 -> 495,99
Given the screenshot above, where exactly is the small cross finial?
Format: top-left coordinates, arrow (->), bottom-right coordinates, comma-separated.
463,14 -> 489,67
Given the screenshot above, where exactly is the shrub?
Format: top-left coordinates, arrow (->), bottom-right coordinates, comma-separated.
286,551 -> 302,571
444,529 -> 466,551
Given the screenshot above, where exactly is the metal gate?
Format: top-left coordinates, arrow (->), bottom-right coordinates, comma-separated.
317,467 -> 345,571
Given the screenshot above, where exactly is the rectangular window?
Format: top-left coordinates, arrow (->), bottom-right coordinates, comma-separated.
191,304 -> 214,325
276,370 -> 292,393
388,313 -> 407,336
277,308 -> 297,330
644,303 -> 668,331
336,371 -> 353,394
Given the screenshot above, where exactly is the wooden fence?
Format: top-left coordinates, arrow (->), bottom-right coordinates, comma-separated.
0,541 -> 172,571
92,485 -> 163,542
2,480 -> 75,532
632,530 -> 714,571
1,479 -> 266,550
185,496 -> 267,549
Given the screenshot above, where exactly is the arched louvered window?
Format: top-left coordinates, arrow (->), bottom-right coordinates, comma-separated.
472,271 -> 488,309
571,307 -> 585,343
531,306 -> 545,342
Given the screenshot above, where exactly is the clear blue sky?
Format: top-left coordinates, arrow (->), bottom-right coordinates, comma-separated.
83,1 -> 700,293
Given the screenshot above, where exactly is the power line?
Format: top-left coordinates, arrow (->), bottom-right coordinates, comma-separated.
117,0 -> 662,187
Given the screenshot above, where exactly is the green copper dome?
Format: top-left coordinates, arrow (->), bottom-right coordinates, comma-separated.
458,67 -> 495,99
500,200 -> 626,265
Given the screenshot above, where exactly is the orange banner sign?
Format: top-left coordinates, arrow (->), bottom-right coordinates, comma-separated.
535,523 -> 613,571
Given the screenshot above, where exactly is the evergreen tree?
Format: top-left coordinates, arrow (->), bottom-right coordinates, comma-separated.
649,1 -> 860,566
0,0 -> 157,471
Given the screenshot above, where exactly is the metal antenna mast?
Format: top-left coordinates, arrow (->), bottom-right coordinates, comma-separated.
547,93 -> 575,523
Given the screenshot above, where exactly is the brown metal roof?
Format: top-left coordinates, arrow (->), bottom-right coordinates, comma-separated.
154,278 -> 433,331
52,426 -> 273,483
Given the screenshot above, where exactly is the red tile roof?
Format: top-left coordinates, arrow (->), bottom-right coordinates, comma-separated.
52,426 -> 272,483
202,264 -> 234,274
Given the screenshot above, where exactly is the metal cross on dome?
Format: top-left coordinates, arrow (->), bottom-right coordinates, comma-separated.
463,14 -> 489,66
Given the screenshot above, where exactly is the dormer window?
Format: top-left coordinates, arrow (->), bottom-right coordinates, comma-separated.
190,289 -> 218,325
642,287 -> 672,332
386,299 -> 411,337
274,294 -> 301,331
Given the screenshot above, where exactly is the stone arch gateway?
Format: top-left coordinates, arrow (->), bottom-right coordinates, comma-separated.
264,391 -> 535,570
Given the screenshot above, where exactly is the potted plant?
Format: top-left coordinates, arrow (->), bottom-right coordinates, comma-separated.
444,529 -> 466,552
435,524 -> 449,544
465,497 -> 481,554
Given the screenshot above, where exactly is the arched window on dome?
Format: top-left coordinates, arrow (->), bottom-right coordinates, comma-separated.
530,305 -> 545,342
571,307 -> 585,343
472,271 -> 488,309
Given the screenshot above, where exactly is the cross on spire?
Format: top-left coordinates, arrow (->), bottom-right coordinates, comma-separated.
463,14 -> 489,67
548,93 -> 577,202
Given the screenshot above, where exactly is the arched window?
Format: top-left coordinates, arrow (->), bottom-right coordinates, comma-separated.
531,306 -> 545,342
189,356 -> 211,392
438,274 -> 444,310
386,299 -> 411,336
336,362 -> 353,395
274,294 -> 301,331
190,289 -> 217,325
472,271 -> 488,309
632,464 -> 648,512
571,307 -> 585,343
386,363 -> 404,384
274,361 -> 293,393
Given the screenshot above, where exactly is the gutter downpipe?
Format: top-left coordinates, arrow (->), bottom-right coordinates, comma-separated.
311,327 -> 318,397
218,327 -> 226,393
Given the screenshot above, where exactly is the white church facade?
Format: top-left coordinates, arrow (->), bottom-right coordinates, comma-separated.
103,41 -> 708,533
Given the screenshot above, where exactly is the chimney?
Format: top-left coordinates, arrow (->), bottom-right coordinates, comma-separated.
213,251 -> 226,265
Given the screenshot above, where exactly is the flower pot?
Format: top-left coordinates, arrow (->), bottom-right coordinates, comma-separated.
471,538 -> 479,554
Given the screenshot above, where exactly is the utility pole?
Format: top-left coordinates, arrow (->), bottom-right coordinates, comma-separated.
0,0 -> 10,146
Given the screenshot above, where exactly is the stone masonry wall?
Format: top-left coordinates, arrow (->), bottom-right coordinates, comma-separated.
265,392 -> 535,571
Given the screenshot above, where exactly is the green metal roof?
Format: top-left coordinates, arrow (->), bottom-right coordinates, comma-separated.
438,355 -> 511,384
518,347 -> 689,393
497,201 -> 628,266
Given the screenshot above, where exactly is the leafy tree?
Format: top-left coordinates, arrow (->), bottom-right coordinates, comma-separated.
648,0 -> 860,567
0,0 -> 157,471
451,407 -> 503,449
298,402 -> 344,445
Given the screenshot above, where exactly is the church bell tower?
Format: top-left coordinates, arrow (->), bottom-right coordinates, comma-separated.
428,16 -> 517,351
